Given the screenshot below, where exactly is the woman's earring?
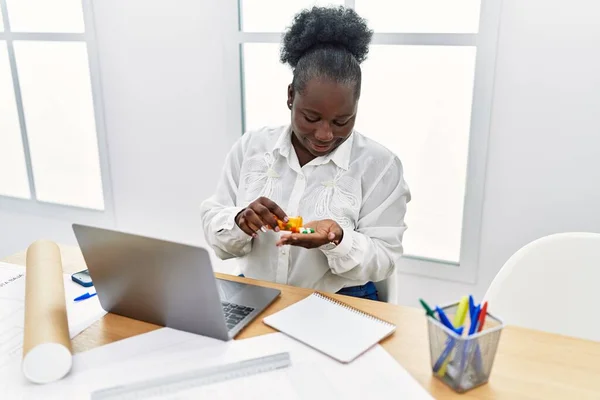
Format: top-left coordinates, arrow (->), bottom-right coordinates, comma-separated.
288,102 -> 292,109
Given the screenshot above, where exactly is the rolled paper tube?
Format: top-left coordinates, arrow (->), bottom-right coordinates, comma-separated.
22,240 -> 72,384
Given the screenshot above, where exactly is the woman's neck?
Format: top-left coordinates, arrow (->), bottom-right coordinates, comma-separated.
291,134 -> 316,167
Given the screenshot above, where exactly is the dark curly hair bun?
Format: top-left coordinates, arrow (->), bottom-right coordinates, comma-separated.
281,6 -> 373,97
280,6 -> 373,68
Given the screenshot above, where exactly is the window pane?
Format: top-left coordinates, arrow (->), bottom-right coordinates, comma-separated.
355,0 -> 481,33
14,41 -> 104,209
356,45 -> 476,262
241,0 -> 343,32
242,43 -> 291,131
0,41 -> 30,199
6,0 -> 85,33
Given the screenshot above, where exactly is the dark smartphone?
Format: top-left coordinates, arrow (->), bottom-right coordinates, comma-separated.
71,269 -> 93,287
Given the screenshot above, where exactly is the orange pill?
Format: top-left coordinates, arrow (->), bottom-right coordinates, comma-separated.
275,216 -> 303,232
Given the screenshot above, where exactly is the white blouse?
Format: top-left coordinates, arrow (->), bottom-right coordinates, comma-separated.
200,125 -> 411,293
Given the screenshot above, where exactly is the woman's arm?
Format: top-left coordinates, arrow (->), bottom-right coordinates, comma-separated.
320,156 -> 411,282
200,137 -> 253,260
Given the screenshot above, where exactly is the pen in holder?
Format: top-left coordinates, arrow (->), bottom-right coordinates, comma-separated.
427,302 -> 504,393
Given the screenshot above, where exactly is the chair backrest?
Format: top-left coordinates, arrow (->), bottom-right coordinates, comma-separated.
483,232 -> 600,342
374,273 -> 397,304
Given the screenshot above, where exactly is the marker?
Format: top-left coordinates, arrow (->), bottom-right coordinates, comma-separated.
471,302 -> 488,377
74,292 -> 97,302
437,296 -> 468,377
468,305 -> 481,336
433,326 -> 464,373
436,306 -> 462,334
419,298 -> 436,319
434,304 -> 465,376
454,296 -> 469,328
433,337 -> 457,373
468,295 -> 476,319
454,304 -> 481,378
477,301 -> 488,332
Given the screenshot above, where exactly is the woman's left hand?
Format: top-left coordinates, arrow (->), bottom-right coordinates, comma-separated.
276,219 -> 344,249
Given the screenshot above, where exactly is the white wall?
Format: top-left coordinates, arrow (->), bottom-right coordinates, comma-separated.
2,0 -> 600,307
475,0 -> 600,291
0,210 -> 74,255
91,0 -> 235,243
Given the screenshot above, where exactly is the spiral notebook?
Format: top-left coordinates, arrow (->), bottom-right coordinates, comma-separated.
263,292 -> 396,363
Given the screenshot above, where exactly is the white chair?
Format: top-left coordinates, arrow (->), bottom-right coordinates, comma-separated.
483,232 -> 600,342
375,273 -> 397,304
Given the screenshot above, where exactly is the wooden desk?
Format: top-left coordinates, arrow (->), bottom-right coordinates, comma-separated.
4,245 -> 600,399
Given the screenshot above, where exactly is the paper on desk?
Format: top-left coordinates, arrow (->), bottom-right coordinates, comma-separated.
0,262 -> 107,371
4,330 -> 300,399
1,327 -> 222,399
90,331 -> 434,399
3,327 -> 434,399
228,333 -> 435,399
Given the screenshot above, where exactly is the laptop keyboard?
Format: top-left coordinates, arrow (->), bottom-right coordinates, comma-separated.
221,302 -> 254,330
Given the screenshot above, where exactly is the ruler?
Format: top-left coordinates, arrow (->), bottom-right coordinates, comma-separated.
90,352 -> 292,400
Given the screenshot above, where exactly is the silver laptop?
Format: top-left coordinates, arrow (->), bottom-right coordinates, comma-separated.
72,224 -> 280,341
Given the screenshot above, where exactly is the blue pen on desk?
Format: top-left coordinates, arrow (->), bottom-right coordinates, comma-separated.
74,292 -> 97,302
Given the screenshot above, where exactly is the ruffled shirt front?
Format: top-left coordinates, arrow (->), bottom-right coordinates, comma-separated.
200,125 -> 410,293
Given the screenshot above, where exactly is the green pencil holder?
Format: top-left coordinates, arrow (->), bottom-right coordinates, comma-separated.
426,302 -> 504,393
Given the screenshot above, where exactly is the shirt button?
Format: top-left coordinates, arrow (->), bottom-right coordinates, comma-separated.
281,248 -> 287,255
299,175 -> 304,180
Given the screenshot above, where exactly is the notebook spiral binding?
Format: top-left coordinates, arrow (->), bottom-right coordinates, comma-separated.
313,292 -> 395,328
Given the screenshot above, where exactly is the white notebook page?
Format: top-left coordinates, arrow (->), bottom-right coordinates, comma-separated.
263,293 -> 396,363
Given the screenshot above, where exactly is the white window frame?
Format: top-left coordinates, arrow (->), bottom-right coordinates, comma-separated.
0,0 -> 114,227
226,0 -> 502,284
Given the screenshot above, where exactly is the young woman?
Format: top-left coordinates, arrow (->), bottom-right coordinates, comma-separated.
200,6 -> 410,301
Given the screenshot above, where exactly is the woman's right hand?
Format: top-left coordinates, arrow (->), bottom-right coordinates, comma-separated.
235,197 -> 288,238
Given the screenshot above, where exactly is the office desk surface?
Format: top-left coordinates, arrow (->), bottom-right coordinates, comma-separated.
3,245 -> 600,400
